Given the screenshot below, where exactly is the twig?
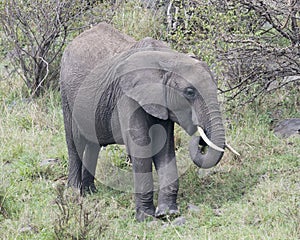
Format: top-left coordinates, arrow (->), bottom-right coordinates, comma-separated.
31,57 -> 49,98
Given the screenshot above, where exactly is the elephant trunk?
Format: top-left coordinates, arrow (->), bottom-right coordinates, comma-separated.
189,108 -> 225,169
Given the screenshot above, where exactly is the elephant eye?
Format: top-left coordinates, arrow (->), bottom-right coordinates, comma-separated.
184,87 -> 197,99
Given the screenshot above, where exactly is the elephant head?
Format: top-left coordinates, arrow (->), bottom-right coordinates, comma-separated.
115,48 -> 237,168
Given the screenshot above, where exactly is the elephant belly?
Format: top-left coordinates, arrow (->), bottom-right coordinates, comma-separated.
95,115 -> 124,146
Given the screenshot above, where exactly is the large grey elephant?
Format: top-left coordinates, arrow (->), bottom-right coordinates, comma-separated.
60,22 -> 238,221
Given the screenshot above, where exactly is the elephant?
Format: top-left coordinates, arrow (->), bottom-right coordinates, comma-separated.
60,22 -> 238,221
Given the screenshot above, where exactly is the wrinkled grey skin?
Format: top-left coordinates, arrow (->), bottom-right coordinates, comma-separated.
60,23 -> 225,221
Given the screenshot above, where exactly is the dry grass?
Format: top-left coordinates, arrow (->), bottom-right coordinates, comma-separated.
0,73 -> 299,239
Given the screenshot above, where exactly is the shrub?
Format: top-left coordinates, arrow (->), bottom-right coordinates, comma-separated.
0,0 -> 113,97
163,0 -> 300,107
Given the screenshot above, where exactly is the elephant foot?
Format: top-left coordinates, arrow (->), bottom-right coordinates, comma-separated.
155,203 -> 180,219
135,191 -> 155,222
136,205 -> 156,222
67,176 -> 82,190
81,183 -> 97,196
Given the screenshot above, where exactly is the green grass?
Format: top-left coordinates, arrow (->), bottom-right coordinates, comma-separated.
1,1 -> 299,239
0,73 -> 299,240
111,0 -> 166,40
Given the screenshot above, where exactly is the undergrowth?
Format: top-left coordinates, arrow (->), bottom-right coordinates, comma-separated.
0,2 -> 299,237
0,70 -> 299,239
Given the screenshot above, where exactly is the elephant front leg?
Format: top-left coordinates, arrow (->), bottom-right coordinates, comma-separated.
132,157 -> 155,222
153,122 -> 179,218
154,157 -> 179,218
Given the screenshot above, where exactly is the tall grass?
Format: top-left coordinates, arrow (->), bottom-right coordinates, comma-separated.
0,71 -> 299,239
0,2 -> 299,238
112,0 -> 166,40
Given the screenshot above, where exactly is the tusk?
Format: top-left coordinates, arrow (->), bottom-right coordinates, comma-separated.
225,143 -> 240,156
197,127 -> 224,152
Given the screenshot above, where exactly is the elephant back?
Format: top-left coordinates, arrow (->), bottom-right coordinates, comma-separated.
62,22 -> 136,75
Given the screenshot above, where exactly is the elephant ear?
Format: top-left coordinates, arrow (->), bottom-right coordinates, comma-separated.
119,71 -> 169,120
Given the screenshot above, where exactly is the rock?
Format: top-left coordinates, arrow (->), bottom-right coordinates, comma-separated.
172,216 -> 186,226
273,118 -> 300,138
213,208 -> 223,216
19,225 -> 37,233
187,203 -> 201,213
197,169 -> 213,178
162,223 -> 169,229
147,219 -> 161,228
40,158 -> 60,166
267,75 -> 300,91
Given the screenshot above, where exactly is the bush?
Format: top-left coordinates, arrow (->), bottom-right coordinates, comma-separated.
1,0 -> 299,106
162,0 -> 300,107
53,185 -> 107,239
0,0 -> 113,97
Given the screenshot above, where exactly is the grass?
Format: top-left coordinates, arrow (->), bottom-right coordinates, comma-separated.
111,0 -> 166,40
0,72 -> 299,240
0,2 -> 299,236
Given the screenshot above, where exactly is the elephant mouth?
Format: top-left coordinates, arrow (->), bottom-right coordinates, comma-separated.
196,136 -> 209,155
189,127 -> 240,169
197,126 -> 224,153
194,126 -> 240,156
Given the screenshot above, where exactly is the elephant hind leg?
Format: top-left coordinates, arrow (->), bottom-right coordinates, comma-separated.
65,130 -> 86,190
61,94 -> 86,190
81,142 -> 100,195
67,138 -> 85,189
